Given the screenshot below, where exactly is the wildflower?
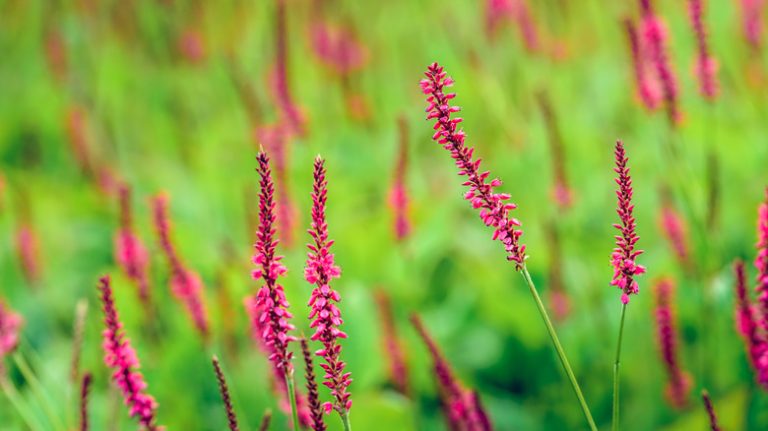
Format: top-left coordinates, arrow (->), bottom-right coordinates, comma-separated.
639,0 -> 681,124
0,300 -> 22,373
658,201 -> 691,270
755,188 -> 768,317
610,140 -> 645,304
305,157 -> 352,415
389,117 -> 411,241
374,290 -> 409,394
114,184 -> 150,304
98,275 -> 160,430
16,223 -> 41,286
654,278 -> 692,409
701,390 -> 721,431
310,21 -> 368,76
272,0 -> 305,137
300,339 -> 327,431
739,0 -> 765,51
624,18 -> 663,110
211,356 -> 240,431
80,373 -> 92,431
687,0 -> 719,100
152,194 -> 209,338
255,124 -> 295,247
421,62 -> 526,269
733,260 -> 764,380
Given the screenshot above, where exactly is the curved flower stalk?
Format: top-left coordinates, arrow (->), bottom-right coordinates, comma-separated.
701,390 -> 721,431
658,201 -> 691,271
114,184 -> 150,304
410,315 -> 491,431
374,290 -> 409,394
304,157 -> 353,428
420,62 -> 595,431
97,275 -> 160,430
152,194 -> 209,339
639,0 -> 681,125
389,117 -> 411,242
300,338 -> 327,431
687,0 -> 719,100
623,18 -> 662,111
211,356 -> 240,431
653,278 -> 692,409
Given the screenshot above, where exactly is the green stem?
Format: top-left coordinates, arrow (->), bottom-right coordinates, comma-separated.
284,370 -> 300,431
521,266 -> 597,431
341,410 -> 352,431
13,353 -> 65,431
612,303 -> 628,431
1,376 -> 46,431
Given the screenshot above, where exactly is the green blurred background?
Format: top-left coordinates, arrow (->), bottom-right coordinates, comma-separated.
1,0 -> 768,429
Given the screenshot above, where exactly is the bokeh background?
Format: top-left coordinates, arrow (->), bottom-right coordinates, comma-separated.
1,0 -> 768,429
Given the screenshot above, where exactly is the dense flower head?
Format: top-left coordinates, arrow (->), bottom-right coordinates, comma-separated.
114,184 -> 150,303
305,157 -> 352,415
624,18 -> 663,110
252,151 -> 296,376
687,0 -> 719,100
639,0 -> 681,125
755,188 -> 768,315
610,140 -> 645,304
421,62 -> 526,269
0,300 -> 22,363
300,339 -> 327,431
152,194 -> 209,338
654,278 -> 692,409
212,356 -> 240,431
98,275 -> 160,430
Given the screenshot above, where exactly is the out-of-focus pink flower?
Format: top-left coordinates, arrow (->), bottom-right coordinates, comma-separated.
739,0 -> 765,51
152,194 -> 209,339
0,300 -> 22,366
272,0 -> 306,137
484,0 -> 540,52
639,1 -> 682,125
389,117 -> 411,241
114,184 -> 150,304
733,261 -> 764,374
658,203 -> 691,270
755,188 -> 768,317
305,157 -> 352,415
310,22 -> 368,76
654,278 -> 692,409
178,29 -> 206,63
374,290 -> 409,395
98,275 -> 161,430
255,124 -> 296,247
687,0 -> 719,100
44,29 -> 68,82
16,223 -> 41,286
610,140 -> 645,304
421,62 -> 526,269
300,339 -> 327,431
65,106 -> 94,176
624,18 -> 663,111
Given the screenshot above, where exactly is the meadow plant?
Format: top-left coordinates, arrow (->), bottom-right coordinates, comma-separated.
0,300 -> 22,373
300,338 -> 327,431
211,356 -> 240,431
374,290 -> 409,394
687,0 -> 719,100
639,0 -> 681,125
653,278 -> 692,409
79,372 -> 92,431
15,223 -> 41,286
389,117 -> 411,241
114,184 -> 150,304
624,18 -> 662,111
701,390 -> 721,431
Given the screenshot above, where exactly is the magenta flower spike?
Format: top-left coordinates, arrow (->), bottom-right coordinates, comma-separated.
305,157 -> 353,417
0,300 -> 22,374
639,0 -> 681,125
15,223 -> 41,286
755,189 -> 768,318
211,356 -> 240,431
624,18 -> 663,111
658,203 -> 691,270
733,260 -> 766,385
300,339 -> 327,431
739,0 -> 765,51
687,0 -> 719,100
310,22 -> 368,77
610,140 -> 645,304
152,194 -> 209,339
701,390 -> 721,431
374,290 -> 409,395
80,373 -> 92,431
421,62 -> 526,269
389,117 -> 411,242
653,278 -> 692,409
98,275 -> 160,430
114,184 -> 150,304
255,124 -> 296,247
251,151 -> 296,376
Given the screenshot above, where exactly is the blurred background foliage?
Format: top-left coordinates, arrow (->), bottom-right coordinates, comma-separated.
1,0 -> 768,429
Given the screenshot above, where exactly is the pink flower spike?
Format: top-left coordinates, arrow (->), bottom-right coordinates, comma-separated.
98,275 -> 161,430
701,390 -> 721,431
0,300 -> 22,374
15,223 -> 42,286
624,18 -> 662,111
739,0 -> 765,51
653,278 -> 692,409
687,0 -> 719,100
114,184 -> 151,304
389,117 -> 411,241
755,188 -> 768,318
252,150 -> 296,378
421,62 -> 526,269
610,140 -> 645,304
305,156 -> 352,415
639,1 -> 682,125
733,259 -> 767,388
255,124 -> 296,248
658,202 -> 691,271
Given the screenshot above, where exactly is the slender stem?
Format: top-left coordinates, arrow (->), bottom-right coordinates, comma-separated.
612,303 -> 628,431
13,353 -> 66,431
340,410 -> 352,431
284,370 -> 300,431
1,376 -> 46,431
521,266 -> 597,431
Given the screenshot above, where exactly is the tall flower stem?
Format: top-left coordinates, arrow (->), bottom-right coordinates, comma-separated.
521,266 -> 597,431
13,352 -> 65,431
0,376 -> 45,431
284,372 -> 300,431
612,303 -> 628,431
341,411 -> 352,431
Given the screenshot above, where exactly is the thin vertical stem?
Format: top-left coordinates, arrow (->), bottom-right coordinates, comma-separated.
341,410 -> 352,431
284,371 -> 300,431
12,353 -> 65,431
0,376 -> 46,431
521,266 -> 597,431
612,303 -> 628,431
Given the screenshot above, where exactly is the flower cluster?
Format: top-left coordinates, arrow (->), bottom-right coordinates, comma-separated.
639,0 -> 681,124
251,151 -> 296,376
410,315 -> 491,431
310,22 -> 368,76
389,116 -> 411,241
305,157 -> 352,415
658,203 -> 690,270
687,0 -> 719,100
152,194 -> 209,338
114,184 -> 150,304
211,356 -> 240,431
0,300 -> 22,369
300,338 -> 327,431
98,275 -> 160,430
653,278 -> 692,409
623,18 -> 662,110
610,140 -> 645,304
739,0 -> 765,51
421,62 -> 526,269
